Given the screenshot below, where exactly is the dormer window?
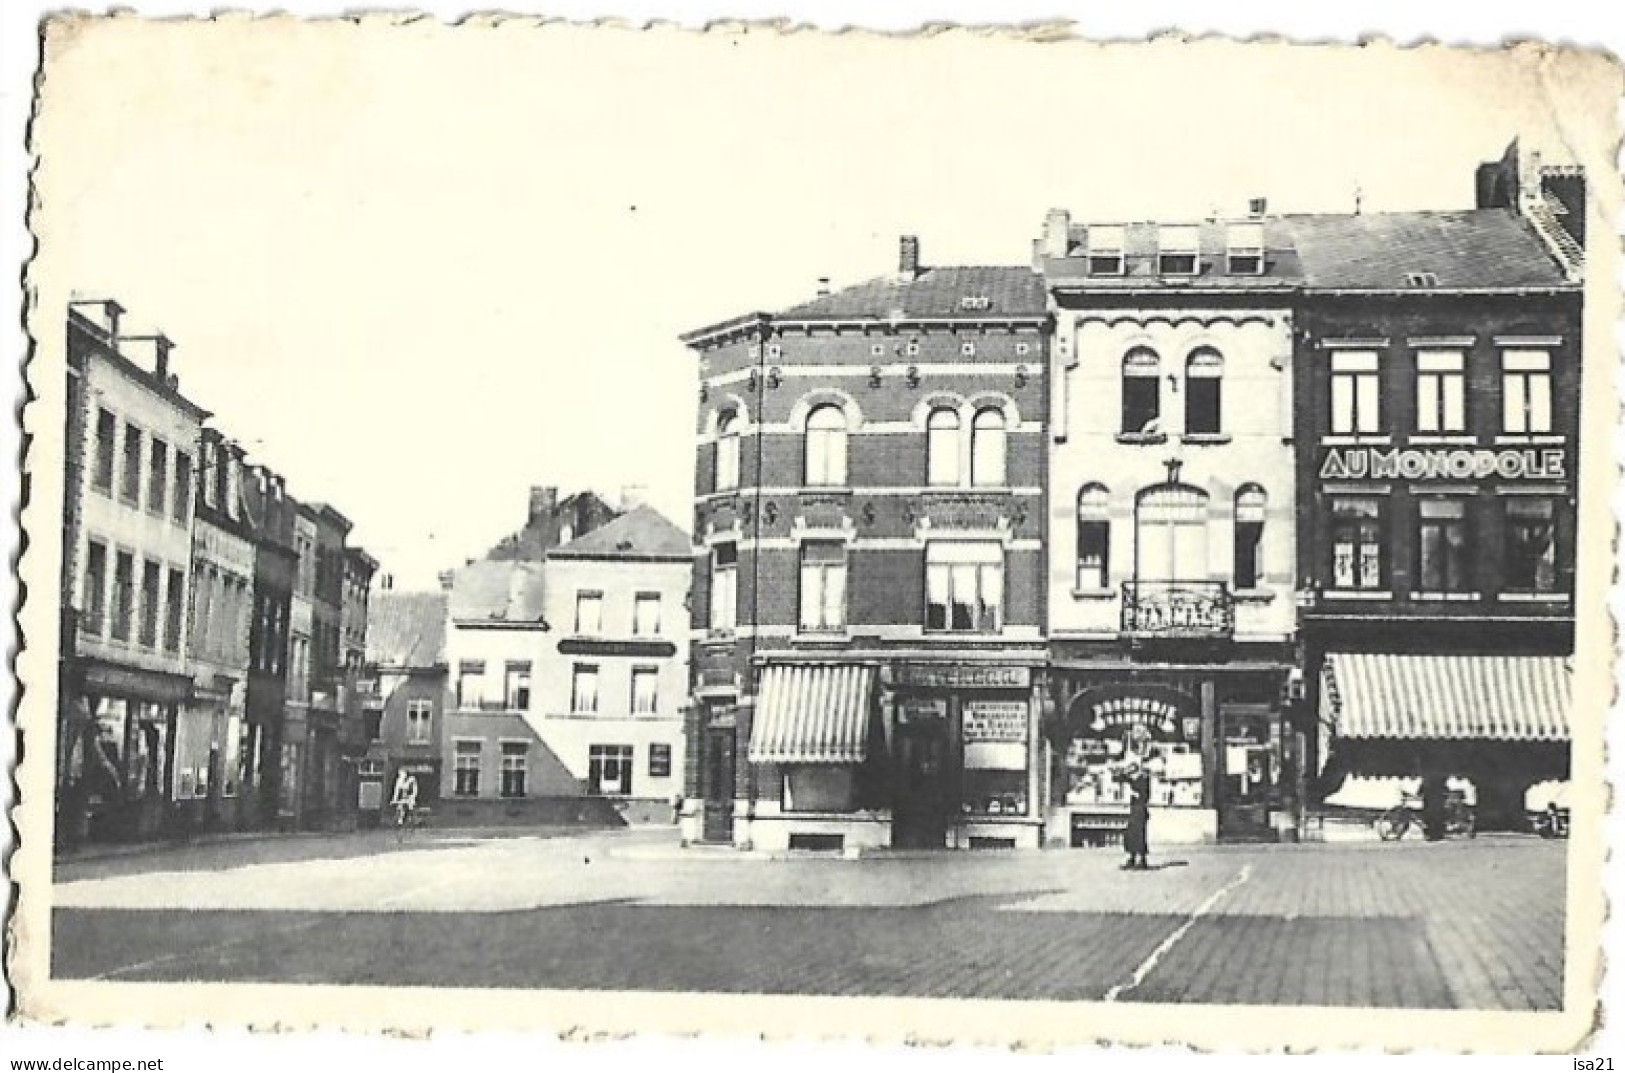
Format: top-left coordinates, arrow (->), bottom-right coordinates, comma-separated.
1158,225 -> 1199,276
1226,222 -> 1264,275
1405,271 -> 1440,288
1087,225 -> 1125,275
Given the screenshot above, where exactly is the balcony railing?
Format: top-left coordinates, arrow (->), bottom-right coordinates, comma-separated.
1121,580 -> 1235,638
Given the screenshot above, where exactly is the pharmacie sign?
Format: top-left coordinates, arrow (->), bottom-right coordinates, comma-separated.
1319,446 -> 1565,482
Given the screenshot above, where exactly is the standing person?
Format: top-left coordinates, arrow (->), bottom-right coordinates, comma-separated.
1121,759 -> 1152,871
1420,772 -> 1447,842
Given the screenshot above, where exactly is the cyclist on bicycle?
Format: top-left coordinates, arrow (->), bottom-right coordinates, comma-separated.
389,769 -> 420,828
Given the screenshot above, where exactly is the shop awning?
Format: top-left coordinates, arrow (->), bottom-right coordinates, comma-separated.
749,664 -> 876,764
1322,653 -> 1571,742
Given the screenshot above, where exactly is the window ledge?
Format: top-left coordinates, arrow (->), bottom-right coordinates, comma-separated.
1321,435 -> 1392,446
1180,433 -> 1231,446
794,631 -> 851,644
798,486 -> 853,497
1412,592 -> 1482,602
1071,587 -> 1114,600
1408,435 -> 1476,445
1321,589 -> 1393,601
1493,435 -> 1565,446
1498,592 -> 1571,603
1233,589 -> 1276,603
1115,433 -> 1169,446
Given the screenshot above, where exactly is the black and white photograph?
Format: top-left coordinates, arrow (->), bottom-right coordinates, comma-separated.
5,9 -> 1623,1061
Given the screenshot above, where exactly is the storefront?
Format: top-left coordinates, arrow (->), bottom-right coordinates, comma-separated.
59,659 -> 191,842
1048,665 -> 1299,845
1317,652 -> 1570,828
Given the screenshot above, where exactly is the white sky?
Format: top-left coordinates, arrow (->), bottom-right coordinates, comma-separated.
30,24 -> 1610,587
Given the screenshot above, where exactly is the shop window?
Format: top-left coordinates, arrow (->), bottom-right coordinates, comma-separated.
798,540 -> 846,633
924,541 -> 1004,633
93,407 -> 116,493
1233,485 -> 1267,591
1329,497 -> 1385,590
804,404 -> 848,486
710,542 -> 738,632
630,666 -> 659,715
110,550 -> 135,642
1064,721 -> 1203,809
1076,484 -> 1111,590
588,744 -> 634,796
1330,351 -> 1381,436
82,539 -> 108,635
962,700 -> 1029,816
1417,498 -> 1472,593
1416,350 -> 1466,434
121,421 -> 143,504
173,450 -> 193,524
574,590 -> 603,635
782,765 -> 858,812
1502,350 -> 1553,434
715,410 -> 741,491
1504,498 -> 1558,593
500,742 -> 528,798
1184,348 -> 1223,436
1135,485 -> 1209,583
453,741 -> 481,796
633,592 -> 661,636
138,559 -> 161,648
970,408 -> 1007,487
456,660 -> 487,709
926,407 -> 961,486
648,743 -> 673,778
572,664 -> 600,714
148,438 -> 169,516
504,661 -> 532,710
1121,348 -> 1162,436
407,699 -> 433,743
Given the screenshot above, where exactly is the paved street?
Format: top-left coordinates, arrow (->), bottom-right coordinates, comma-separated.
51,828 -> 1566,1009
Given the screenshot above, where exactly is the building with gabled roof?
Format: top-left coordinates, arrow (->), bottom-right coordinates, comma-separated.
358,586 -> 449,822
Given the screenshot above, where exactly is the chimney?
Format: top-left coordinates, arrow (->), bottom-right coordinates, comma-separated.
1042,209 -> 1071,259
437,570 -> 455,591
122,333 -> 174,380
528,485 -> 557,525
816,277 -> 831,297
1248,197 -> 1268,217
620,484 -> 647,511
898,235 -> 921,280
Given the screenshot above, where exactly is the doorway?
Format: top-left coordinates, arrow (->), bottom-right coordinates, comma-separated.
893,721 -> 950,849
701,726 -> 735,844
1217,704 -> 1275,841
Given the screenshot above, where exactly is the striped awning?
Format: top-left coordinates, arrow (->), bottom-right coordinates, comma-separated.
749,664 -> 876,764
1322,653 -> 1571,742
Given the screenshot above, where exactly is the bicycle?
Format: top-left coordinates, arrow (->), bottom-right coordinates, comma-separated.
1375,792 -> 1475,841
392,801 -> 429,843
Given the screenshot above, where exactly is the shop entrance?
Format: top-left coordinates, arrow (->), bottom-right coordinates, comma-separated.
893,721 -> 950,849
1218,704 -> 1275,841
701,726 -> 735,844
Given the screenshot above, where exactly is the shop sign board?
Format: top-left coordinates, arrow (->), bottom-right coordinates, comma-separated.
899,697 -> 948,723
889,664 -> 1030,690
1319,446 -> 1565,482
1066,683 -> 1197,739
962,700 -> 1028,742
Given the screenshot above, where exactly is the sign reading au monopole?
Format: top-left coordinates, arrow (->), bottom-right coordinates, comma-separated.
1319,446 -> 1565,482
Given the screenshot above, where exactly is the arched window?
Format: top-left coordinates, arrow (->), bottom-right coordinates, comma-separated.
926,407 -> 961,487
1233,485 -> 1267,590
715,410 -> 740,492
970,408 -> 1007,487
1135,484 -> 1209,582
1185,348 -> 1224,436
1076,484 -> 1111,590
1122,348 -> 1162,436
804,404 -> 848,486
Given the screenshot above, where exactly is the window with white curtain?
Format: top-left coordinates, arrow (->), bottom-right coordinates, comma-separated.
926,407 -> 961,486
798,540 -> 847,632
1330,351 -> 1381,435
715,410 -> 741,491
804,404 -> 848,486
1416,350 -> 1466,433
970,408 -> 1007,487
1233,485 -> 1267,590
1076,484 -> 1111,590
1502,350 -> 1552,434
925,542 -> 1004,633
1135,486 -> 1210,582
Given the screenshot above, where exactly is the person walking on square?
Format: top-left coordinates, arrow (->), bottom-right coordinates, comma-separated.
1122,759 -> 1152,871
389,768 -> 420,829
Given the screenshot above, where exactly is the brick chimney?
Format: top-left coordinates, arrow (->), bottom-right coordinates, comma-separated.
816,277 -> 831,297
528,485 -> 557,525
898,235 -> 921,280
1042,209 -> 1071,259
437,570 -> 455,591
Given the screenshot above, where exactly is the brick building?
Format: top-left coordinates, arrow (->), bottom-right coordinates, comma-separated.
1297,141 -> 1583,827
360,585 -> 449,823
680,238 -> 1053,851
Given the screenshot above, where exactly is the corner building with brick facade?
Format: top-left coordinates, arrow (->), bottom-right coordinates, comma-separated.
680,238 -> 1054,851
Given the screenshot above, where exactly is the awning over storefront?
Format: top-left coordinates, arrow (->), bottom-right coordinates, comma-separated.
1322,653 -> 1571,742
749,664 -> 876,764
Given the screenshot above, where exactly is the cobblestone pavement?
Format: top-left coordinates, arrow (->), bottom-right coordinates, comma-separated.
50,829 -> 1565,1009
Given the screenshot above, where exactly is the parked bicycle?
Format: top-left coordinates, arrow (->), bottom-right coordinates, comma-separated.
1531,802 -> 1570,839
1375,791 -> 1475,841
